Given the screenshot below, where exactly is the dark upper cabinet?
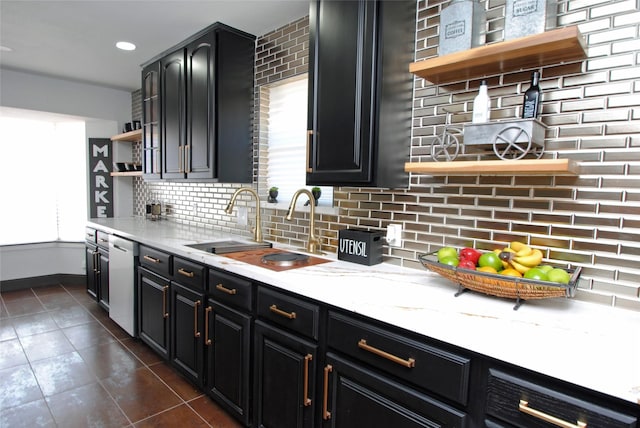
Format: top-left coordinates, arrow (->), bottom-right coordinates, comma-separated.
161,49 -> 187,179
142,61 -> 161,180
142,22 -> 255,182
307,0 -> 416,188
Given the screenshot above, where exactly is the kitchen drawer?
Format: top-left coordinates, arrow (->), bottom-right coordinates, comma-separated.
85,227 -> 97,244
328,311 -> 471,406
96,230 -> 110,250
256,287 -> 320,340
486,369 -> 638,428
139,245 -> 172,277
173,257 -> 206,290
208,269 -> 252,311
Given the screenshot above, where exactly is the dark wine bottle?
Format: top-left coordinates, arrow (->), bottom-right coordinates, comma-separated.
522,71 -> 541,119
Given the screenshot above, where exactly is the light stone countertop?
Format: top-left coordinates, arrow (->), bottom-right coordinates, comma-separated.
88,217 -> 640,405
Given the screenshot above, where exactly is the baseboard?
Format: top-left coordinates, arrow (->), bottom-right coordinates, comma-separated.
0,274 -> 85,293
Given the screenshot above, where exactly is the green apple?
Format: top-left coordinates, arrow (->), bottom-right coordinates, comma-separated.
547,268 -> 571,284
537,265 -> 554,274
439,256 -> 459,267
437,247 -> 458,263
524,267 -> 549,281
478,252 -> 503,271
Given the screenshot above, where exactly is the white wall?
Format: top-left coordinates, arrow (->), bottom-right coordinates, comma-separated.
0,68 -> 134,280
0,242 -> 85,281
0,68 -> 131,126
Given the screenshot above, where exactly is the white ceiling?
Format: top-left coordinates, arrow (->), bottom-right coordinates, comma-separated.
0,0 -> 310,92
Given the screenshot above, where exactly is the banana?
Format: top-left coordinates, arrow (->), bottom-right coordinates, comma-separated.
513,248 -> 543,267
509,241 -> 533,257
502,247 -> 516,254
508,259 -> 531,274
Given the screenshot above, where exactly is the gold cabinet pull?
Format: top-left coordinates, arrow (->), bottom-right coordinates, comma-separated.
185,144 -> 191,173
179,145 -> 184,173
306,130 -> 314,173
216,283 -> 237,295
322,364 -> 332,420
193,300 -> 201,338
178,268 -> 195,278
143,255 -> 160,264
519,400 -> 587,428
303,354 -> 313,407
357,339 -> 415,368
162,285 -> 169,318
269,304 -> 296,319
204,306 -> 212,345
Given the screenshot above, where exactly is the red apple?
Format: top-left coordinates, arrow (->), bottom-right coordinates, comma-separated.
458,259 -> 477,270
459,247 -> 481,264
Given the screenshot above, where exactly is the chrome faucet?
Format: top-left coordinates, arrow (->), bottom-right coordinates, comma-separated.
286,188 -> 322,254
225,187 -> 263,243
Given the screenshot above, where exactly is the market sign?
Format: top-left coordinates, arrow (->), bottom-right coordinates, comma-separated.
87,138 -> 113,218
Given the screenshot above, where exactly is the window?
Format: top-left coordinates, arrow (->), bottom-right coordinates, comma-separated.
0,108 -> 87,245
263,76 -> 332,206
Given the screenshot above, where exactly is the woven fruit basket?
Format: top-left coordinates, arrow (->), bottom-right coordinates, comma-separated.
418,252 -> 581,309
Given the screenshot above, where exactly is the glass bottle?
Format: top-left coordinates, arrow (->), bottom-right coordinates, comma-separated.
522,71 -> 541,119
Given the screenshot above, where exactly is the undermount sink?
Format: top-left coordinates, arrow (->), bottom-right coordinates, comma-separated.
184,240 -> 272,254
261,252 -> 309,267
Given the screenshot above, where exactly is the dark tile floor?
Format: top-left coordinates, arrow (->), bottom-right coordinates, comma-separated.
0,281 -> 243,427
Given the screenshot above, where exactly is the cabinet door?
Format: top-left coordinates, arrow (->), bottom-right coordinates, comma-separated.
138,267 -> 170,359
142,61 -> 161,179
254,320 -> 317,428
97,249 -> 109,311
215,28 -> 255,183
186,32 -> 216,180
205,299 -> 252,426
170,282 -> 205,386
161,49 -> 186,179
307,0 -> 375,185
323,353 -> 468,428
85,245 -> 98,300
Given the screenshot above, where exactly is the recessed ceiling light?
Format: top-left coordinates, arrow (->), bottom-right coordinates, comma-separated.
0,46 -> 13,52
116,41 -> 136,51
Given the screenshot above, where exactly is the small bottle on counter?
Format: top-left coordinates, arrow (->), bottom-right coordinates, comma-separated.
472,80 -> 490,123
522,71 -> 541,119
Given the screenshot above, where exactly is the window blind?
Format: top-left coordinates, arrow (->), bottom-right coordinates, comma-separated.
266,77 -> 332,206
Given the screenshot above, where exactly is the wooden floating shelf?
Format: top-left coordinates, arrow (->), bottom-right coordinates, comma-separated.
404,159 -> 580,176
409,26 -> 587,85
111,171 -> 143,177
111,128 -> 142,143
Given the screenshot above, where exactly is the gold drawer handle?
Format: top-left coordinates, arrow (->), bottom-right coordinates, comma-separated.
269,304 -> 296,320
204,306 -> 212,346
322,364 -> 332,420
143,255 -> 160,264
303,354 -> 312,407
216,283 -> 237,295
519,400 -> 587,428
357,339 -> 415,368
178,268 -> 195,278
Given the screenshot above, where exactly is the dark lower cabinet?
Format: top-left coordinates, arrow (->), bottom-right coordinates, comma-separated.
85,243 -> 109,311
205,299 -> 252,426
254,320 -> 318,428
171,282 -> 205,386
138,266 -> 170,359
323,352 -> 468,428
127,239 -> 639,428
485,368 -> 638,428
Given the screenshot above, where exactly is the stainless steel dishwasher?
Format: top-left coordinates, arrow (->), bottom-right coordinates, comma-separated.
108,235 -> 138,336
